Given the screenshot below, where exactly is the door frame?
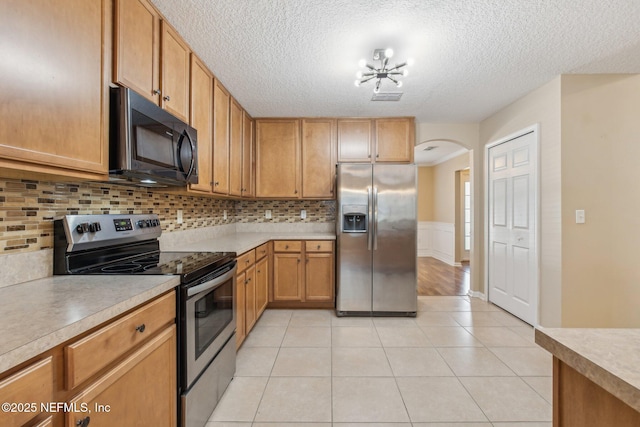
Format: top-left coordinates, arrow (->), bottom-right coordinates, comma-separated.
483,124 -> 541,325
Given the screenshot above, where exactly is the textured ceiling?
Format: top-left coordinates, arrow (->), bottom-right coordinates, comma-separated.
151,0 -> 640,123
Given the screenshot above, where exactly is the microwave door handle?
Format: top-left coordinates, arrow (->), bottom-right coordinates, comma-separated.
183,130 -> 196,181
176,133 -> 186,173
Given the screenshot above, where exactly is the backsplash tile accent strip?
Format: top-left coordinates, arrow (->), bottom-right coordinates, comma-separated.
0,177 -> 336,254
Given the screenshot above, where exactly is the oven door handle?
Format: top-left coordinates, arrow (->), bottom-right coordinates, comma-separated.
187,262 -> 237,297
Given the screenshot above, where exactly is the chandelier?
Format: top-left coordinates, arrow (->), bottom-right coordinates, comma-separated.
354,48 -> 414,93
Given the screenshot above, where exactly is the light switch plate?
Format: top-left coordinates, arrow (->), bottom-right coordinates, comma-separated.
177,209 -> 183,224
576,209 -> 585,224
301,209 -> 306,219
223,210 -> 227,220
265,209 -> 272,219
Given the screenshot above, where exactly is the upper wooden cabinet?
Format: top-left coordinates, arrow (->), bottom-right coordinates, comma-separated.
375,118 -> 415,162
337,119 -> 373,162
337,117 -> 414,163
255,120 -> 301,198
189,54 -> 214,194
0,0 -> 109,179
242,112 -> 255,198
213,80 -> 230,195
302,119 -> 337,198
114,0 -> 190,121
229,98 -> 244,197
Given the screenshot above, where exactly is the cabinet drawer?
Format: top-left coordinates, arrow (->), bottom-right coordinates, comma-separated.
65,292 -> 175,390
237,249 -> 256,273
273,241 -> 301,252
305,240 -> 334,253
0,357 -> 53,427
255,242 -> 270,260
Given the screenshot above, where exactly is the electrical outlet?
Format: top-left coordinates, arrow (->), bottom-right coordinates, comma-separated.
177,209 -> 183,224
223,210 -> 227,220
300,209 -> 307,219
265,209 -> 272,219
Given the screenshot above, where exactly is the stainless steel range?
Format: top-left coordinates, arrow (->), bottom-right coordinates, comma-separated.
54,214 -> 237,427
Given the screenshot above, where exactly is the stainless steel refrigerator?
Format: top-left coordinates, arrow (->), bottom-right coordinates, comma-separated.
336,163 -> 417,316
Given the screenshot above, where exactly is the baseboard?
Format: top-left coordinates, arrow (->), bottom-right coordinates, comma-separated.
468,290 -> 486,301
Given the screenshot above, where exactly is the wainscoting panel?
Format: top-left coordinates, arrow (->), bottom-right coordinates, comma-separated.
417,222 -> 457,266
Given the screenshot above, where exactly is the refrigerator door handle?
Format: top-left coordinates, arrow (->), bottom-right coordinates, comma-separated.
373,186 -> 378,250
367,186 -> 373,250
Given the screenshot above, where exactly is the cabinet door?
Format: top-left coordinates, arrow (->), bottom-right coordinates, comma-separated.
302,119 -> 336,198
242,112 -> 255,197
66,326 -> 176,427
0,0 -> 109,177
337,119 -> 373,163
0,357 -> 52,427
305,253 -> 335,302
244,265 -> 257,332
273,253 -> 302,301
114,0 -> 160,104
255,256 -> 269,317
236,270 -> 246,349
228,99 -> 244,196
160,22 -> 190,122
213,80 -> 230,194
189,55 -> 213,193
255,120 -> 300,198
374,118 -> 414,162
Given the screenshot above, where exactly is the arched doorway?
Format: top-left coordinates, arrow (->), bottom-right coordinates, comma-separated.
414,140 -> 473,296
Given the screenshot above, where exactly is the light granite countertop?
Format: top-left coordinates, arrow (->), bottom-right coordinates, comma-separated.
535,327 -> 640,412
166,231 -> 336,255
0,275 -> 179,373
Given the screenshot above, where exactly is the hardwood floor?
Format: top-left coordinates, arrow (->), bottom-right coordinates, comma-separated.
418,256 -> 470,296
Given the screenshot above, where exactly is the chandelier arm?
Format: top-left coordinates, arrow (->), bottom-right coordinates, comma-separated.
365,64 -> 376,71
387,63 -> 407,72
359,75 -> 376,84
387,76 -> 399,84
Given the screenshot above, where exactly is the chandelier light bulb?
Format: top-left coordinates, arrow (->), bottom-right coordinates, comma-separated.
354,80 -> 361,87
402,69 -> 409,77
358,59 -> 367,68
384,48 -> 394,58
396,81 -> 403,88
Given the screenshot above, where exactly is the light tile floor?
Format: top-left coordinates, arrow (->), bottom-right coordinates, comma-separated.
207,296 -> 552,427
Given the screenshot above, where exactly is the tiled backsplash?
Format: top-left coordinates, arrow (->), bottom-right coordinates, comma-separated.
0,177 -> 335,254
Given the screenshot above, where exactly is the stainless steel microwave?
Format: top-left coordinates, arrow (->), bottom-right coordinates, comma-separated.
109,86 -> 198,187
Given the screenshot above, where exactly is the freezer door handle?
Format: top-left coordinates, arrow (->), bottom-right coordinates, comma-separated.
373,186 -> 378,250
367,186 -> 373,250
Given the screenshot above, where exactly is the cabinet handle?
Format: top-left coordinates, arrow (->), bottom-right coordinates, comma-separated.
214,181 -> 219,186
244,279 -> 248,285
376,153 -> 379,158
297,258 -> 300,263
163,95 -> 171,101
294,189 -> 298,194
257,269 -> 261,273
153,89 -> 161,95
135,324 -> 146,333
76,416 -> 91,426
317,245 -> 321,250
245,259 -> 250,264
285,245 -> 289,249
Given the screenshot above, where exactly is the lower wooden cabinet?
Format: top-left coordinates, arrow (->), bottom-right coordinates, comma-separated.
66,326 -> 176,427
0,357 -> 53,427
236,243 -> 271,349
271,240 -> 335,308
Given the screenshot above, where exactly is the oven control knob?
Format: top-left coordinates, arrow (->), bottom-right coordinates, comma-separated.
137,220 -> 146,228
76,223 -> 90,234
88,223 -> 96,233
94,222 -> 101,232
146,219 -> 152,227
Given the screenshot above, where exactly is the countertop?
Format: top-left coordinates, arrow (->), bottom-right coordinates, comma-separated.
167,231 -> 336,254
535,327 -> 640,412
0,275 -> 179,373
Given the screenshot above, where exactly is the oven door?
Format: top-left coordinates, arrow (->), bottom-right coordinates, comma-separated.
185,262 -> 236,388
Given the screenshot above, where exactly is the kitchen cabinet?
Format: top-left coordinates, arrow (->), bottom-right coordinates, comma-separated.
0,0 -> 109,180
255,120 -> 301,198
213,80 -> 231,195
337,117 -> 414,163
229,98 -> 244,197
114,0 -> 191,122
188,54 -> 214,193
242,112 -> 255,197
0,357 -> 53,427
375,118 -> 415,162
236,268 -> 246,349
271,240 -> 335,308
244,265 -> 257,331
236,247 -> 268,349
66,326 -> 176,427
254,242 -> 271,317
302,119 -> 337,198
304,241 -> 335,302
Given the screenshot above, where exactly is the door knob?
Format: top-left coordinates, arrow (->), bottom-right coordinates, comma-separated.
163,95 -> 171,101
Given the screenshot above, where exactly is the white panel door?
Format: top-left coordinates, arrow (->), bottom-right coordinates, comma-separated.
488,130 -> 537,324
